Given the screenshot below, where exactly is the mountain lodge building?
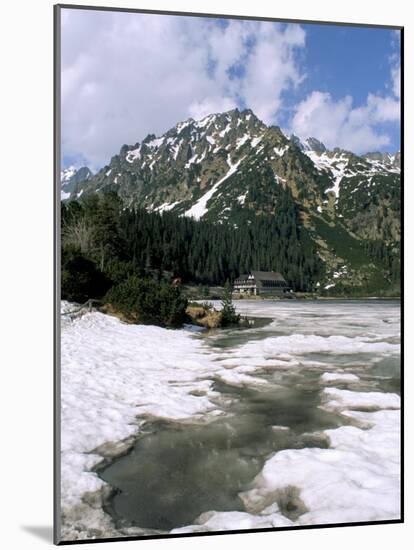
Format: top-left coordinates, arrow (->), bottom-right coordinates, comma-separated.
233,271 -> 291,296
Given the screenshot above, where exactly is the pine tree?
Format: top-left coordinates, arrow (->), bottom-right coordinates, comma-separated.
220,281 -> 240,327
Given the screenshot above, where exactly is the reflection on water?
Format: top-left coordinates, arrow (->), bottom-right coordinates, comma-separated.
98,300 -> 400,532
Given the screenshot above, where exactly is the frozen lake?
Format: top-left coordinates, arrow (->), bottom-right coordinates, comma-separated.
95,299 -> 401,534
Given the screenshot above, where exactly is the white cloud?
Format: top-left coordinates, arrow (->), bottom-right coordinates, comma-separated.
290,90 -> 400,153
61,10 -> 400,166
61,10 -> 306,169
356,93 -> 400,124
291,50 -> 400,155
239,23 -> 305,122
391,64 -> 401,99
387,29 -> 401,100
290,28 -> 401,154
188,97 -> 237,121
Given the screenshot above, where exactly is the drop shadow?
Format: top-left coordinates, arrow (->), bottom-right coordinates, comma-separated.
21,525 -> 54,543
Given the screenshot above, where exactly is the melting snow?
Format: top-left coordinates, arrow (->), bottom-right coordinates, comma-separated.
172,510 -> 293,533
60,275 -> 400,539
197,149 -> 206,163
147,137 -> 164,149
175,300 -> 400,531
320,372 -> 360,383
154,201 -> 180,213
61,305 -> 224,513
305,151 -> 349,197
241,405 -> 400,525
323,387 -> 400,411
176,120 -> 191,134
195,114 -> 215,129
237,192 -> 248,205
172,139 -> 183,161
273,145 -> 288,156
184,155 -> 245,220
126,146 -> 141,163
219,124 -> 231,138
185,154 -> 198,168
251,136 -> 263,148
61,166 -> 76,183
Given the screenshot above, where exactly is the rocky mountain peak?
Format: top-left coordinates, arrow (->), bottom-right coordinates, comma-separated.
61,166 -> 93,200
62,108 -> 400,243
61,107 -> 400,295
289,135 -> 326,154
363,151 -> 400,169
306,137 -> 326,153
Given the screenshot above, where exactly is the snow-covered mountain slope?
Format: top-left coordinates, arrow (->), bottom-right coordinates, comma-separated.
66,108 -> 399,228
67,108 -> 289,215
61,166 -> 93,200
62,108 -> 400,294
66,108 -> 336,227
303,147 -> 400,197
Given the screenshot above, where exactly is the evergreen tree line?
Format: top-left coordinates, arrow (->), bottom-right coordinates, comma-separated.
120,206 -> 321,290
364,239 -> 400,284
61,190 -> 323,295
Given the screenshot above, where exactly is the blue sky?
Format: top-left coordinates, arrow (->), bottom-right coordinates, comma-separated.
302,25 -> 396,100
61,10 -> 401,171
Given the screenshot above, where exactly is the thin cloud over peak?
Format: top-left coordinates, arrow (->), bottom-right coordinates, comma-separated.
290,42 -> 401,155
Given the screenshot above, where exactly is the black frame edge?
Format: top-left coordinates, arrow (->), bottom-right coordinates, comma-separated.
57,519 -> 404,546
399,25 -> 404,524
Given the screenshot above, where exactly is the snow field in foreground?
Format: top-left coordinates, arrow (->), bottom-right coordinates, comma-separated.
60,300 -> 400,538
320,372 -> 360,383
61,306 -> 227,512
169,303 -> 400,532
177,392 -> 400,532
237,405 -> 400,527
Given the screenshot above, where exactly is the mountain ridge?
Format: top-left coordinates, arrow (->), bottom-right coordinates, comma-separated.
61,108 -> 401,295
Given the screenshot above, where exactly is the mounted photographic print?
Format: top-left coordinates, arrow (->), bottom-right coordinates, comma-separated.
54,4 -> 403,544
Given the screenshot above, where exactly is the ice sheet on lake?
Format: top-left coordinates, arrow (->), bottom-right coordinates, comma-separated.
60,299 -> 400,538
240,406 -> 400,525
178,299 -> 401,530
320,372 -> 360,383
171,509 -> 294,533
322,387 -> 400,411
234,333 -> 399,358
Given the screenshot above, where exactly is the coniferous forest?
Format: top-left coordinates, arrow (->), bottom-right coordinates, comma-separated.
61,190 -> 323,302
61,185 -> 400,319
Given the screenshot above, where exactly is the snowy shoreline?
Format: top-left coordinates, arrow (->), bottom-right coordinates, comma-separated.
60,302 -> 274,539
60,302 -> 231,539
59,300 -> 400,541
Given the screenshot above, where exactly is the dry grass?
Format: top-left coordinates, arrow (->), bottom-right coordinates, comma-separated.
186,305 -> 222,328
